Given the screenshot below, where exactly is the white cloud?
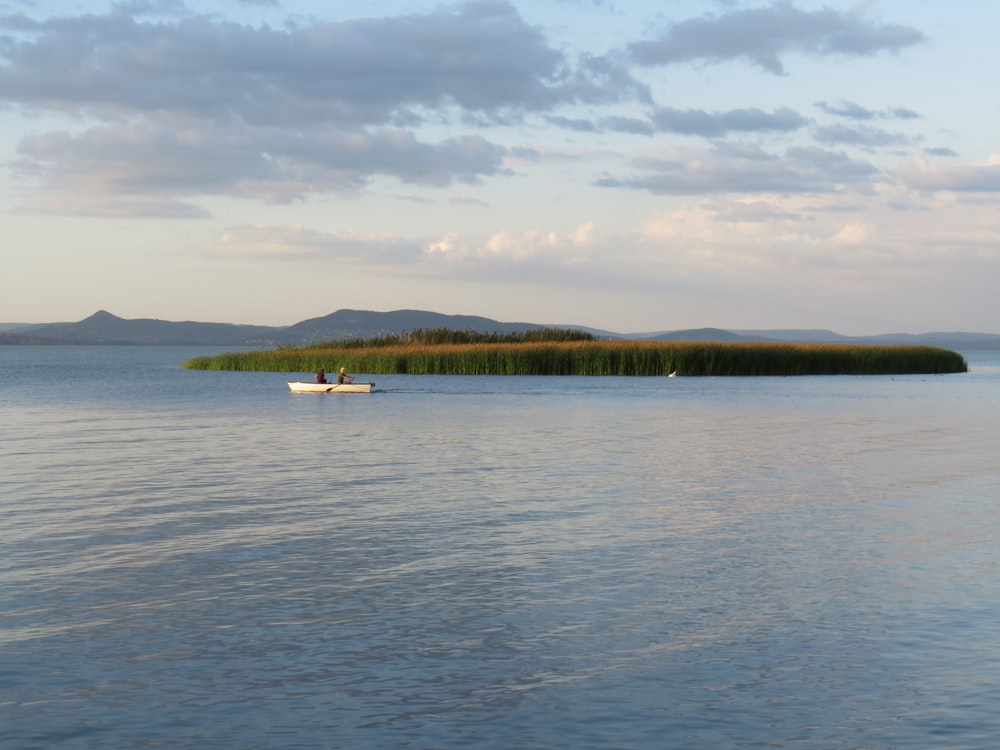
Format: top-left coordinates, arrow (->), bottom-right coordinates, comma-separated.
832,222 -> 868,244
896,154 -> 1000,193
205,223 -> 424,262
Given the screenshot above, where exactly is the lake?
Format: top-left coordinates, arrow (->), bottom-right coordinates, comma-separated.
2,345 -> 999,749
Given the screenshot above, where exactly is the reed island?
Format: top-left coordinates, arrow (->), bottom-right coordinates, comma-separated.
183,328 -> 968,377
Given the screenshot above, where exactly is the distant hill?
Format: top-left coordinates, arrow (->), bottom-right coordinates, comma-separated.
732,329 -> 1000,350
638,327 -> 772,343
3,309 -> 999,350
1,310 -> 279,346
638,328 -> 1000,350
0,309 -> 554,346
279,309 -> 550,345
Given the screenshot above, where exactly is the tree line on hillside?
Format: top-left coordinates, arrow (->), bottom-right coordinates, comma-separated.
285,327 -> 597,350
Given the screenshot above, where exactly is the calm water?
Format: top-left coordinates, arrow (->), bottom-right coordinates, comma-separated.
2,346 -> 999,749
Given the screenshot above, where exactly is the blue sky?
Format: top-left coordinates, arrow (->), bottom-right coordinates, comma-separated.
2,0 -> 998,334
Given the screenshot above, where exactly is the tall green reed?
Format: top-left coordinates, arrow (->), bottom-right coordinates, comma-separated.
184,340 -> 968,376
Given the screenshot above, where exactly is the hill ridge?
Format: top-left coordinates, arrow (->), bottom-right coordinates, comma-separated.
2,310 -> 999,350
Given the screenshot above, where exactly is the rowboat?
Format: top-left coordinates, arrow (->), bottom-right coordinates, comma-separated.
287,381 -> 375,393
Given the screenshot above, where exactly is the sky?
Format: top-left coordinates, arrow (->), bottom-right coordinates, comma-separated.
1,0 -> 998,334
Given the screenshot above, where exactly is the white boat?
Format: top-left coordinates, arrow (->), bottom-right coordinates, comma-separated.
287,381 -> 375,393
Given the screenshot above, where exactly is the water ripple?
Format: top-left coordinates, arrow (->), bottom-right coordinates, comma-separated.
2,349 -> 999,748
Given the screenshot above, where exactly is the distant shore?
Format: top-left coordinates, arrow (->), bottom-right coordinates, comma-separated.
5,309 -> 1000,350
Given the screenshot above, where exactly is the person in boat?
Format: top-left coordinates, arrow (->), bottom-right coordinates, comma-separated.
315,368 -> 328,384
337,367 -> 355,385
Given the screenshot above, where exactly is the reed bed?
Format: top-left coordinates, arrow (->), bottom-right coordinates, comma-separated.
184,341 -> 968,376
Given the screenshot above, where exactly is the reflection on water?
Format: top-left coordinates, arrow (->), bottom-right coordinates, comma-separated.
2,347 -> 999,748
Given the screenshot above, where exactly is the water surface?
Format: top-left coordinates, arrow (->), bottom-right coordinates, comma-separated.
2,346 -> 999,749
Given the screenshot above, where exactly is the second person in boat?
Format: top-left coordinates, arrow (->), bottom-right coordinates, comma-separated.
337,367 -> 355,385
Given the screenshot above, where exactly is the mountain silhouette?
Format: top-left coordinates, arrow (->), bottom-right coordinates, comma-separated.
3,309 -> 999,349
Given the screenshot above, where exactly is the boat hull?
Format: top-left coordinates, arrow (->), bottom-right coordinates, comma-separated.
287,381 -> 375,393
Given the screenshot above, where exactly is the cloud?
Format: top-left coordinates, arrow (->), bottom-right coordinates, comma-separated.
628,2 -> 924,74
813,123 -> 913,149
419,222 -> 630,287
815,100 -> 921,121
924,147 -> 958,158
197,220 -> 614,290
408,196 -> 931,294
206,223 -> 425,261
649,105 -> 809,137
10,193 -> 211,218
197,189 -> 999,321
572,106 -> 809,139
601,116 -> 655,136
0,2 -> 938,224
546,115 -> 600,133
0,2 -> 653,214
0,3 -> 643,126
706,198 -> 807,224
11,118 -> 510,214
596,144 -> 880,196
896,155 -> 1000,193
111,0 -> 191,18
